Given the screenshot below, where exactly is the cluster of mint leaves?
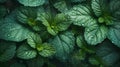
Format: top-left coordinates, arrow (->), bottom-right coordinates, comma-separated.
0,0 -> 120,67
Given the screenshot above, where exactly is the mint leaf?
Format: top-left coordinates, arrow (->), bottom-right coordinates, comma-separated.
54,1 -> 68,12
108,22 -> 120,48
49,31 -> 75,61
17,0 -> 46,7
96,40 -> 120,66
38,43 -> 56,57
110,0 -> 120,20
66,5 -> 96,27
0,41 -> 16,62
91,0 -> 102,17
17,44 -> 37,59
91,0 -> 108,17
27,33 -> 42,48
38,13 -> 71,36
84,25 -> 108,45
0,11 -> 33,42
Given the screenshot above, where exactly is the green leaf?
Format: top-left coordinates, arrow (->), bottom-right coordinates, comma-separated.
76,35 -> 86,47
27,33 -> 42,48
96,40 -> 120,66
17,44 -> 37,59
66,5 -> 96,27
110,0 -> 120,20
54,13 -> 71,31
54,1 -> 68,12
38,43 -> 56,57
49,31 -> 75,61
16,7 -> 37,24
0,11 -> 33,42
38,12 -> 71,36
91,0 -> 108,17
0,41 -> 16,62
108,22 -> 120,48
84,25 -> 108,45
26,57 -> 44,67
10,62 -> 26,67
91,0 -> 102,17
17,0 -> 46,7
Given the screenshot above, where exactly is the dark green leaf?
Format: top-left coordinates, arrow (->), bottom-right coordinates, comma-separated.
96,40 -> 120,66
49,31 -> 75,61
0,41 -> 16,62
0,11 -> 33,42
108,22 -> 120,48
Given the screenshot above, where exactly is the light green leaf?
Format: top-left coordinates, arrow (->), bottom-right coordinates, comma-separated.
84,25 -> 108,45
17,0 -> 46,7
55,13 -> 71,31
27,33 -> 42,48
38,12 -> 71,36
38,43 -> 56,57
47,26 -> 58,36
96,40 -> 120,66
54,1 -> 68,12
17,44 -> 37,59
108,22 -> 120,48
66,5 -> 96,27
49,31 -> 75,61
26,57 -> 44,67
0,11 -> 33,42
76,35 -> 86,47
0,41 -> 16,62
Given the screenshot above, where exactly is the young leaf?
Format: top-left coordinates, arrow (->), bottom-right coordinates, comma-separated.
49,31 -> 75,61
0,41 -> 16,62
38,43 -> 56,57
27,33 -> 42,48
16,44 -> 37,59
17,0 -> 46,7
66,5 -> 96,27
84,25 -> 108,45
0,11 -> 34,42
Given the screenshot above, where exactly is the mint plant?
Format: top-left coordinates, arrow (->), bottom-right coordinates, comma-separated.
0,0 -> 120,67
